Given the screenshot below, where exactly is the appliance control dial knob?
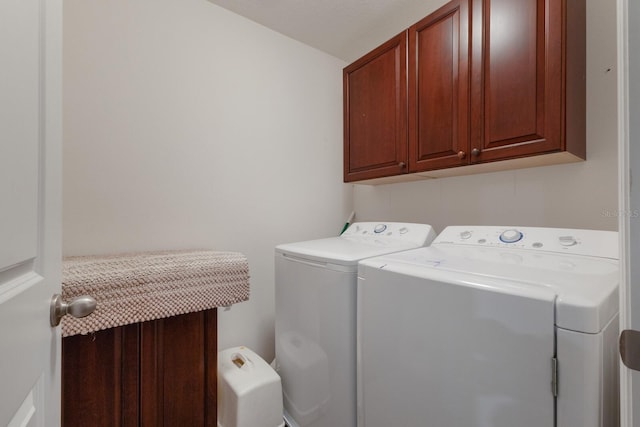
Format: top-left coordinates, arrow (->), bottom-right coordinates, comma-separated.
460,231 -> 472,240
500,229 -> 523,243
559,236 -> 578,246
374,224 -> 387,234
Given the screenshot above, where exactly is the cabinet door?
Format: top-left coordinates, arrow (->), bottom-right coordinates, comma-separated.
343,32 -> 407,182
408,0 -> 470,172
62,310 -> 218,427
140,311 -> 218,427
469,0 -> 585,162
62,324 -> 140,427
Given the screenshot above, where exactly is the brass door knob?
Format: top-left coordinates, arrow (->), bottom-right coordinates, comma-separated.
457,151 -> 466,159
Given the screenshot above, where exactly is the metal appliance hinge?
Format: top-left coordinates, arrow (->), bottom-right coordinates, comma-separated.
551,357 -> 558,397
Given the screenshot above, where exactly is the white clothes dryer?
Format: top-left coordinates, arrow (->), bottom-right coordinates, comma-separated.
357,226 -> 619,427
275,222 -> 436,427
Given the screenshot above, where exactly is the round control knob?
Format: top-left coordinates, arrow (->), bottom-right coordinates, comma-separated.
374,224 -> 387,234
460,231 -> 472,240
499,229 -> 523,243
559,236 -> 577,247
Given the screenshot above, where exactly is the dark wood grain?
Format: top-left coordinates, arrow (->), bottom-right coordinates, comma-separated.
408,0 -> 470,172
469,0 -> 583,162
205,310 -> 218,427
140,317 -> 163,426
122,324 -> 141,427
62,324 -> 140,427
344,0 -> 585,182
157,312 -> 206,426
63,308 -> 218,427
343,32 -> 408,182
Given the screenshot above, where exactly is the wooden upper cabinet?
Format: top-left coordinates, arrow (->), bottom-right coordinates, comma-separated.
344,33 -> 408,182
469,0 -> 586,163
343,0 -> 585,183
409,0 -> 470,172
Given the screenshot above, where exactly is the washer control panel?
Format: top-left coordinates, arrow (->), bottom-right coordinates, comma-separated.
499,229 -> 524,243
434,226 -> 618,259
342,222 -> 436,247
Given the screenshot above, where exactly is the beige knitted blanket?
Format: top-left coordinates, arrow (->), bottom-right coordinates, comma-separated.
61,250 -> 250,337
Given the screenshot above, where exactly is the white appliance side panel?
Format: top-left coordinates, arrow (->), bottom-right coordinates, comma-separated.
357,266 -> 556,427
556,314 -> 619,427
275,256 -> 356,427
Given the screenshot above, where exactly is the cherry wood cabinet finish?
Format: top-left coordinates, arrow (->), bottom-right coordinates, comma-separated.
343,0 -> 585,182
469,0 -> 585,163
343,32 -> 408,182
62,309 -> 218,427
408,0 -> 470,172
140,311 -> 218,426
62,324 -> 140,427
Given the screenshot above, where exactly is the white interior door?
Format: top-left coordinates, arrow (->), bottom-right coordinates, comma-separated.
0,0 -> 62,425
619,1 -> 640,426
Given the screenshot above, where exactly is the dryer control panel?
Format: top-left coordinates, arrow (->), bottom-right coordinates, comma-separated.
342,222 -> 436,247
433,226 -> 618,259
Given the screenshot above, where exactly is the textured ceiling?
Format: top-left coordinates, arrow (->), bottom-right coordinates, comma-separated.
207,0 -> 445,62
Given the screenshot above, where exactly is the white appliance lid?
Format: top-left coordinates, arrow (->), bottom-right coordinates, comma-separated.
359,226 -> 619,334
275,222 -> 436,266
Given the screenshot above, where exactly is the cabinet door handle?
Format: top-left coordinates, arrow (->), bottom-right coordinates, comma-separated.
471,148 -> 481,157
457,151 -> 466,159
398,162 -> 406,169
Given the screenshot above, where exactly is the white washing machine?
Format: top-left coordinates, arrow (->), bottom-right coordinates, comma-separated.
357,226 -> 619,427
275,222 -> 436,427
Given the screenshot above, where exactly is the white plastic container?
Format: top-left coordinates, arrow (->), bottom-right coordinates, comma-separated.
218,346 -> 284,427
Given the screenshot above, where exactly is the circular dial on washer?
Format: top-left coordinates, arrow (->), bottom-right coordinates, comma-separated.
559,236 -> 578,246
499,229 -> 523,243
374,224 -> 387,234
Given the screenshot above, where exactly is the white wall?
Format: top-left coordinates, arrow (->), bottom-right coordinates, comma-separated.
63,0 -> 350,359
353,0 -> 619,234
